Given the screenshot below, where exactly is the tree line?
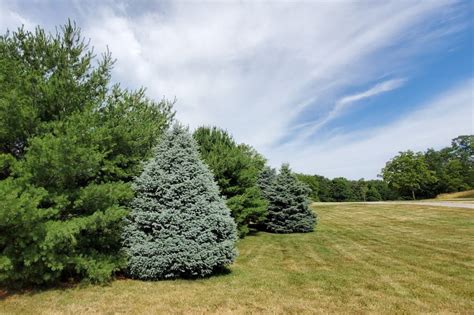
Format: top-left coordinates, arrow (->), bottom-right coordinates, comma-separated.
294,135 -> 473,202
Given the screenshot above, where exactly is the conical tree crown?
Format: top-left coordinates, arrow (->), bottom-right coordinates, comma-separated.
122,124 -> 238,279
257,166 -> 276,199
265,164 -> 316,233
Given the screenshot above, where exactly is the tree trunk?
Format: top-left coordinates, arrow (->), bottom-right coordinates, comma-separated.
411,189 -> 416,200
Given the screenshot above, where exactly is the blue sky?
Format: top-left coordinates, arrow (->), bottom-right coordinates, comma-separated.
1,0 -> 473,179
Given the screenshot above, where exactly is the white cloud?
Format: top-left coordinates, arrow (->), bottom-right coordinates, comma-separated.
1,0 -> 470,179
0,1 -> 33,31
294,78 -> 406,139
338,79 -> 406,106
75,1 -> 462,149
274,80 -> 473,179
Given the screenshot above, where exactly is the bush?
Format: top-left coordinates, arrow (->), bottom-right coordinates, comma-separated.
264,164 -> 316,233
123,124 -> 238,279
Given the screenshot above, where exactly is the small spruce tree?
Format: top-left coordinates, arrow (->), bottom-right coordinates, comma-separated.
264,164 -> 316,233
122,124 -> 238,279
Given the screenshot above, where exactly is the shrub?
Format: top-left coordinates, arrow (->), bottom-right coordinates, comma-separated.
264,164 -> 316,233
123,124 -> 238,279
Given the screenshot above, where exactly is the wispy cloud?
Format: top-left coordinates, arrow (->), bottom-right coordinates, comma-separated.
294,78 -> 406,139
0,0 -> 470,179
72,1 -> 464,150
338,79 -> 406,106
273,79 -> 473,179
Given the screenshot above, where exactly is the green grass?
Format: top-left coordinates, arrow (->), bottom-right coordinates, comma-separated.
1,203 -> 473,314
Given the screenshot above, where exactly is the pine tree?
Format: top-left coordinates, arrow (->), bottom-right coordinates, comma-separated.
264,164 -> 316,233
0,22 -> 173,287
122,124 -> 238,279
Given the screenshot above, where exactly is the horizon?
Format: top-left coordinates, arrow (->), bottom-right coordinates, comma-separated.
1,0 -> 473,179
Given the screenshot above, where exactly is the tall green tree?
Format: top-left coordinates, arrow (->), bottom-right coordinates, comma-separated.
264,164 -> 316,233
194,127 -> 267,237
122,125 -> 237,279
381,151 -> 436,200
0,22 -> 174,287
0,22 -> 109,159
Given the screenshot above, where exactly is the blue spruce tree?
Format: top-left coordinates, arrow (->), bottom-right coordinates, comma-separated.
122,124 -> 238,279
264,164 -> 316,233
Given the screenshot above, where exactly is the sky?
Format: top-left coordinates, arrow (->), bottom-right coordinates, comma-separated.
1,0 -> 473,179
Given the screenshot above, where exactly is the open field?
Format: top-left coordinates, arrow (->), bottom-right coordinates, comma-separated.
1,203 -> 473,314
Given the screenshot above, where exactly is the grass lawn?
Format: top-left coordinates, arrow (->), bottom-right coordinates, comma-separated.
1,203 -> 473,314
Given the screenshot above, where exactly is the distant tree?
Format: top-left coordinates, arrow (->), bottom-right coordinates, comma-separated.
264,164 -> 316,233
352,179 -> 369,202
314,175 -> 333,201
366,185 -> 382,201
123,125 -> 238,279
330,177 -> 354,201
194,126 -> 267,237
450,135 -> 474,188
451,135 -> 474,162
368,180 -> 399,200
381,151 -> 436,200
296,174 -> 319,201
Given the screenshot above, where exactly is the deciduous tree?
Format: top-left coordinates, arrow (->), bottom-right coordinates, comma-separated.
381,151 -> 436,200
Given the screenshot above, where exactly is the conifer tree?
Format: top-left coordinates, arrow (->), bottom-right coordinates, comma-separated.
193,126 -> 267,237
264,164 -> 316,233
0,22 -> 173,286
257,166 -> 277,199
123,124 -> 238,279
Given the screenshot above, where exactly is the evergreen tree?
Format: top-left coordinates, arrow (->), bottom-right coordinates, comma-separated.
123,124 -> 238,280
257,166 -> 276,199
264,164 -> 316,233
193,126 -> 267,237
0,22 -> 173,287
